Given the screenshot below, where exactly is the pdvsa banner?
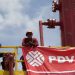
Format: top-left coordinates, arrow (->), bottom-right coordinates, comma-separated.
22,47 -> 75,75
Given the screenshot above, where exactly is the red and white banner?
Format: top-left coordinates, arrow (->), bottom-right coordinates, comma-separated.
22,47 -> 75,75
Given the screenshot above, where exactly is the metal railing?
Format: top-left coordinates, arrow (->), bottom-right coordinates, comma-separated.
0,46 -> 24,71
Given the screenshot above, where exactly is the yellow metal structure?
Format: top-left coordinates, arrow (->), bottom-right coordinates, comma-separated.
0,70 -> 26,75
0,46 -> 26,75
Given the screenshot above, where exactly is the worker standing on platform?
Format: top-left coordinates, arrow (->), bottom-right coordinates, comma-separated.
20,31 -> 39,70
22,31 -> 38,47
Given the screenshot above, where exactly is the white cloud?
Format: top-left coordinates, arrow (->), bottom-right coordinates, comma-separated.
0,0 -> 29,26
0,0 -> 51,31
0,0 -> 40,34
0,0 -> 22,12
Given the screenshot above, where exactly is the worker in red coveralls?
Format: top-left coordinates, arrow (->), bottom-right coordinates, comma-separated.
20,31 -> 38,70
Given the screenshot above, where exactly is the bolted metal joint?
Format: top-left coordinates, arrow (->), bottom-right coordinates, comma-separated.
47,19 -> 56,28
42,19 -> 60,28
52,0 -> 60,12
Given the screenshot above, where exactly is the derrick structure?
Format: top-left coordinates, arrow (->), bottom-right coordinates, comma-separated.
39,0 -> 75,46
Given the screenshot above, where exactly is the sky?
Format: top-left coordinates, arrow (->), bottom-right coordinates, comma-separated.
0,0 -> 61,46
0,0 -> 62,70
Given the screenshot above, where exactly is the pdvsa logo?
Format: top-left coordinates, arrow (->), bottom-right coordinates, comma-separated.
49,56 -> 75,63
26,51 -> 45,66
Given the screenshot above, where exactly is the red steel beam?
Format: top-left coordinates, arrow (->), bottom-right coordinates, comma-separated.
39,21 -> 44,46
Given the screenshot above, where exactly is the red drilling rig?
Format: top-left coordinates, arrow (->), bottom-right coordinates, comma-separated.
39,0 -> 75,47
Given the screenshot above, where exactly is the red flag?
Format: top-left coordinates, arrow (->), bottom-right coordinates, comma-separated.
22,47 -> 75,75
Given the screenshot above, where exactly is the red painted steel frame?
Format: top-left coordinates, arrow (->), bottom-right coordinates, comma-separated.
39,21 -> 44,46
59,0 -> 75,46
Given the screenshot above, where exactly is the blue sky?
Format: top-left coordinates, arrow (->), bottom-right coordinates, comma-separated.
0,0 -> 61,46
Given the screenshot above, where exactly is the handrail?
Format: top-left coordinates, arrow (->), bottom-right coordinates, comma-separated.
0,46 -> 71,48
16,60 -> 24,62
0,46 -> 23,48
0,46 -> 22,70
